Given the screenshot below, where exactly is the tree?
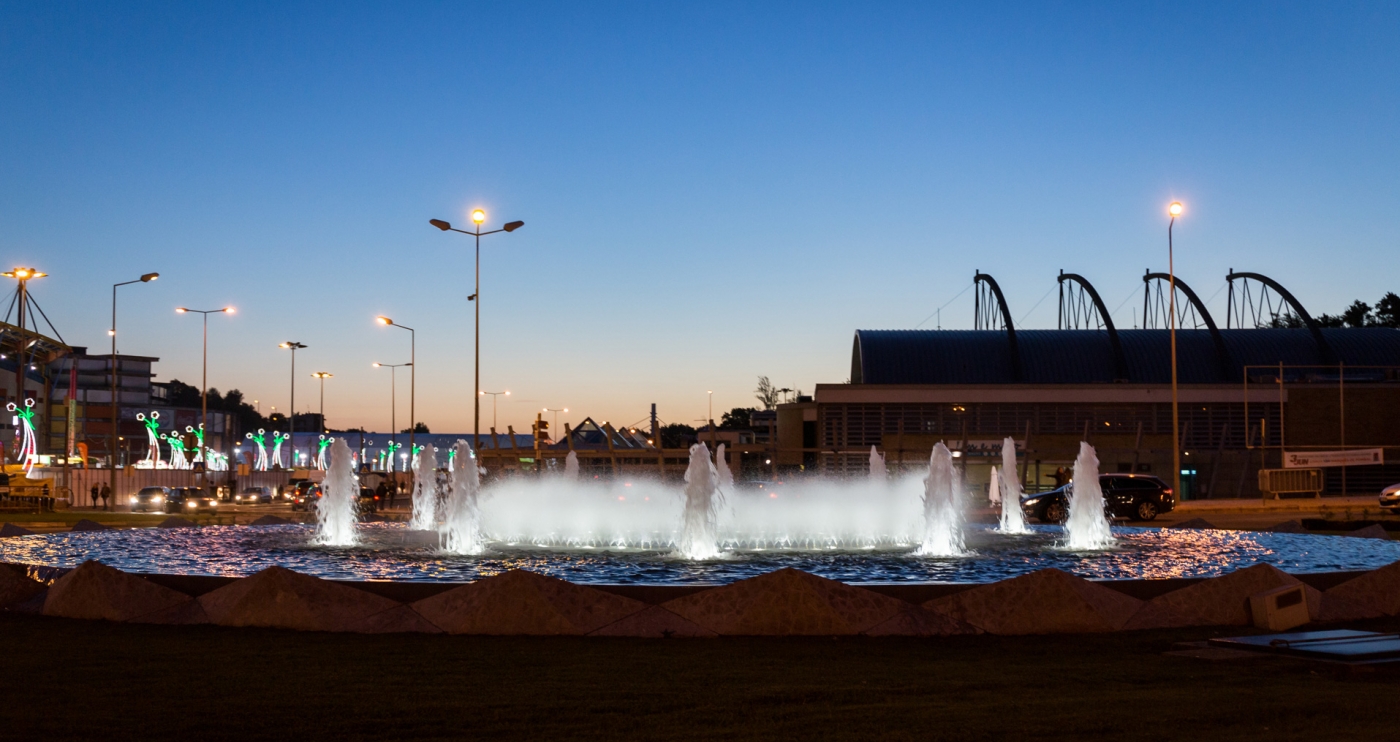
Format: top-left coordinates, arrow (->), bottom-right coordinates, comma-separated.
401,422 -> 430,434
719,407 -> 754,430
1341,301 -> 1373,328
755,376 -> 780,410
1374,293 -> 1400,328
163,379 -> 203,407
660,423 -> 696,449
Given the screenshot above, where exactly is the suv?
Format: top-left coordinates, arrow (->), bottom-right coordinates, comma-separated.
290,483 -> 321,512
130,486 -> 171,513
1021,474 -> 1175,523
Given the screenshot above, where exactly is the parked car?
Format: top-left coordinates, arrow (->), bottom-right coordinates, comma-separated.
235,486 -> 273,505
130,486 -> 171,513
358,487 -> 380,514
290,483 -> 322,512
1021,474 -> 1175,523
1379,483 -> 1400,512
167,487 -> 219,514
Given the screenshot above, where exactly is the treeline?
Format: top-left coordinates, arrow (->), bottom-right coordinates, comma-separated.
1271,292 -> 1400,328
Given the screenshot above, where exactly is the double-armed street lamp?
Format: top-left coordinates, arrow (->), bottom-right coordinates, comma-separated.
374,361 -> 411,471
280,342 -> 307,468
429,210 -> 524,452
544,407 -> 567,443
481,390 -> 509,441
109,271 -> 158,497
176,306 -> 234,463
1167,201 -> 1185,503
376,316 -> 416,462
311,372 -> 333,432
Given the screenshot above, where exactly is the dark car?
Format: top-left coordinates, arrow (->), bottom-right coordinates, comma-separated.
167,487 -> 219,515
290,483 -> 321,512
358,487 -> 380,514
235,486 -> 273,505
1021,474 -> 1175,523
130,486 -> 171,513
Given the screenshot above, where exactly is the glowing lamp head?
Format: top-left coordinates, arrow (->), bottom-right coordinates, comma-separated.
471,209 -> 486,224
223,307 -> 234,314
376,316 -> 392,326
1169,201 -> 1184,217
141,272 -> 159,282
176,307 -> 188,313
373,362 -> 382,368
279,342 -> 290,348
504,391 -> 510,396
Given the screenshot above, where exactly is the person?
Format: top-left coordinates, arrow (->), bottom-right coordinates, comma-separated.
99,483 -> 112,511
375,480 -> 389,510
90,484 -> 99,509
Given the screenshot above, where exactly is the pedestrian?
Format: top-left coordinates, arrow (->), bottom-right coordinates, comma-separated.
100,483 -> 111,511
375,480 -> 389,510
90,484 -> 99,509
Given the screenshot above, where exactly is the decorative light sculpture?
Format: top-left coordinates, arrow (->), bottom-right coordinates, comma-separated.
6,398 -> 37,475
271,431 -> 288,469
161,433 -> 189,469
314,434 -> 334,470
185,424 -> 205,464
386,441 -> 403,472
245,429 -> 269,471
136,412 -> 162,467
447,447 -> 457,472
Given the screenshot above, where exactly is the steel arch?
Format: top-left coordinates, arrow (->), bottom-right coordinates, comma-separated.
1226,270 -> 1334,363
1143,271 -> 1234,381
1057,270 -> 1128,381
973,270 -> 1021,381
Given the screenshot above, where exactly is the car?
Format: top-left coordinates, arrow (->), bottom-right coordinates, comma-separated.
234,486 -> 273,505
290,483 -> 322,512
168,487 -> 219,515
1379,483 -> 1400,512
1020,474 -> 1175,523
130,486 -> 171,513
358,487 -> 380,513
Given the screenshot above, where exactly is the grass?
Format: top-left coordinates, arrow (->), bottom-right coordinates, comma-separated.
2,614 -> 1398,741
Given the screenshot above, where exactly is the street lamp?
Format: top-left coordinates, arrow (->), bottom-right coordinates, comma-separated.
108,271 -> 158,500
480,390 -> 509,439
1167,201 -> 1184,502
429,210 -> 524,452
544,407 -> 567,443
374,362 -> 411,471
279,342 -> 307,469
176,306 -> 233,463
707,390 -> 714,428
311,372 -> 333,432
376,316 -> 416,461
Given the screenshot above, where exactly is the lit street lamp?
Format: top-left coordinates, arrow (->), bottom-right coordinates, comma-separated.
108,271 -> 158,499
429,210 -> 524,452
376,316 -> 416,461
544,407 -> 567,443
374,362 -> 411,471
1168,201 -> 1184,502
311,372 -> 333,432
480,390 -> 509,439
279,342 -> 307,469
176,306 -> 234,463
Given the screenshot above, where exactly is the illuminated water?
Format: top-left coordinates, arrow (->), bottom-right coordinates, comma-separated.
1065,442 -> 1115,549
313,438 -> 359,547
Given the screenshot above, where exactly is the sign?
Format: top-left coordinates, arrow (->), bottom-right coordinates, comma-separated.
1283,449 -> 1384,469
958,439 -> 1026,457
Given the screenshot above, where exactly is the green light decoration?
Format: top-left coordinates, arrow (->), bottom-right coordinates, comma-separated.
136,411 -> 162,467
315,434 -> 334,470
6,398 -> 37,475
271,431 -> 288,468
386,441 -> 403,472
447,447 -> 457,472
185,424 -> 206,464
244,429 -> 269,471
160,432 -> 190,470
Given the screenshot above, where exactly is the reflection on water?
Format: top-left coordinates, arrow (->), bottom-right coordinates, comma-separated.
0,522 -> 1395,584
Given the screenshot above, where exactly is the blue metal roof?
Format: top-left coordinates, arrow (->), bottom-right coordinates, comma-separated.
852,328 -> 1400,385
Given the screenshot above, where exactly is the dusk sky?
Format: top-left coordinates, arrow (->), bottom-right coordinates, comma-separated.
3,2 -> 1397,435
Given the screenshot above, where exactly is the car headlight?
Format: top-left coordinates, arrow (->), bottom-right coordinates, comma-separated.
210,501 -> 218,507
187,501 -> 197,508
129,496 -> 138,504
152,495 -> 164,503
1022,497 -> 1042,507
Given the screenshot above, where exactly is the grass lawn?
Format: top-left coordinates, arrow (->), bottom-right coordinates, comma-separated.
2,613 -> 1396,741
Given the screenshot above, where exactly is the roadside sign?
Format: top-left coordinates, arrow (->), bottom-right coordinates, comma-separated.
1283,449 -> 1384,469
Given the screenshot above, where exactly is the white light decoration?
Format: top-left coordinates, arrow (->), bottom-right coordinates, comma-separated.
385,441 -> 403,472
136,412 -> 162,468
160,433 -> 190,469
245,429 -> 269,471
6,398 -> 37,475
185,424 -> 205,465
314,434 -> 334,470
270,431 -> 287,469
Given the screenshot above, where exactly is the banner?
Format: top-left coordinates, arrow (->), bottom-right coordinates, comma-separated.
1283,449 -> 1384,469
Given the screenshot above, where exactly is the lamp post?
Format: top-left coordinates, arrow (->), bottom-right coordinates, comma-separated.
107,271 -> 158,501
374,362 -> 411,471
707,390 -> 714,428
279,342 -> 306,469
481,391 -> 509,440
544,407 -> 567,443
1167,201 -> 1184,502
429,211 -> 524,453
311,372 -> 333,432
176,306 -> 233,463
376,316 -> 415,463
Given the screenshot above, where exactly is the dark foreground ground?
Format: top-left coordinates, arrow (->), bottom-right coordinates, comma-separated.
1,614 -> 1397,741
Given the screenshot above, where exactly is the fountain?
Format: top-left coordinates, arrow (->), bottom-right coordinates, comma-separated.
440,440 -> 483,554
676,442 -> 723,559
917,442 -> 965,556
1064,441 -> 1115,550
988,465 -> 1001,505
314,438 -> 359,546
563,451 -> 580,479
409,444 -> 439,530
869,446 -> 886,480
715,443 -> 734,491
997,436 -> 1031,534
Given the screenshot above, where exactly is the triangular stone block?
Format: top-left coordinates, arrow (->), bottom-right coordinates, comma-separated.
1321,561 -> 1400,617
43,561 -> 193,622
1347,524 -> 1390,540
198,566 -> 401,632
1263,520 -> 1307,534
924,569 -> 1142,635
1125,564 -> 1320,629
660,568 -> 916,636
589,606 -> 718,638
249,515 -> 292,526
346,605 -> 444,634
865,605 -> 979,636
1168,518 -> 1217,530
131,599 -> 212,625
157,517 -> 199,529
411,570 -> 647,635
70,519 -> 111,532
0,565 -> 45,608
0,523 -> 36,537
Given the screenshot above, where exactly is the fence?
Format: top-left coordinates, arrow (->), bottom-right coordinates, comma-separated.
37,468 -> 294,507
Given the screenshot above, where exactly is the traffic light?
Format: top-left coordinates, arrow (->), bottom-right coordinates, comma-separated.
532,417 -> 549,444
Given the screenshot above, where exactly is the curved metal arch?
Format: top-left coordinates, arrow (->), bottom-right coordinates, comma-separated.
1143,272 -> 1233,381
1227,270 -> 1335,363
973,270 -> 1021,382
1057,271 -> 1128,381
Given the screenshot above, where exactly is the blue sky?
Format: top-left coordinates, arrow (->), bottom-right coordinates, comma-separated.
2,1 -> 1397,434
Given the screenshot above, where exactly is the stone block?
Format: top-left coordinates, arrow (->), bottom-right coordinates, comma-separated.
925,568 -> 1142,635
347,605 -> 444,634
865,605 -> 979,636
0,523 -> 36,537
0,565 -> 45,608
249,515 -> 292,526
157,517 -> 199,529
661,568 -> 923,636
1321,560 -> 1400,617
43,561 -> 193,622
70,519 -> 111,532
1347,524 -> 1390,540
1125,564 -> 1320,629
588,606 -> 718,638
1263,520 -> 1307,534
131,599 -> 211,625
411,570 -> 647,635
198,566 -> 401,632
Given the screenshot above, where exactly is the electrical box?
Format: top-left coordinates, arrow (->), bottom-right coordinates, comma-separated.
1249,584 -> 1311,631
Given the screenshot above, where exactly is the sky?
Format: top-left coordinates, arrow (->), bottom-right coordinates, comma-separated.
1,1 -> 1397,435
